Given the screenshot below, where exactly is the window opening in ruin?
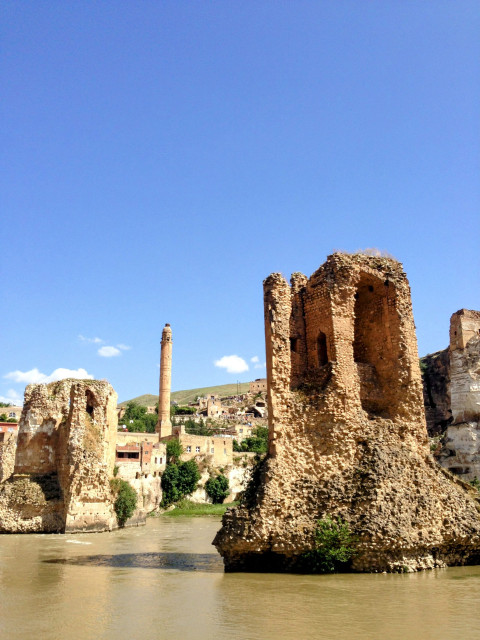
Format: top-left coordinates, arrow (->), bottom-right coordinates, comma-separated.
353,275 -> 400,418
317,332 -> 328,366
85,390 -> 95,416
290,337 -> 298,353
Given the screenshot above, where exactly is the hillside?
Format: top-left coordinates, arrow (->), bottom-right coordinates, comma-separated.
119,382 -> 251,407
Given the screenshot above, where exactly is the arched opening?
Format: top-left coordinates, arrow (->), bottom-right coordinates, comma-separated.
353,274 -> 400,417
85,390 -> 95,416
317,332 -> 328,366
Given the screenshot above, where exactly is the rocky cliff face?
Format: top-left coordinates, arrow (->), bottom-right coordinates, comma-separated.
213,254 -> 480,572
438,310 -> 480,480
421,349 -> 451,437
420,310 -> 480,481
0,379 -> 118,533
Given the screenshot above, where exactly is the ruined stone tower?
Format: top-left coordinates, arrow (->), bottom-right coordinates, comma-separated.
214,253 -> 480,572
156,323 -> 173,438
0,379 -> 118,533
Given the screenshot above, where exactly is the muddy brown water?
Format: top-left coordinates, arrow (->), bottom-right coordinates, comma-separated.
1,516 -> 480,640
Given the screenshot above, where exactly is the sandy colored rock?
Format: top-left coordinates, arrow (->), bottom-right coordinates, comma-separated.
0,433 -> 17,483
0,379 -> 118,533
214,253 -> 480,572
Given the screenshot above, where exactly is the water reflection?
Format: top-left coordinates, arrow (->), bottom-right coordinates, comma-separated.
44,551 -> 224,572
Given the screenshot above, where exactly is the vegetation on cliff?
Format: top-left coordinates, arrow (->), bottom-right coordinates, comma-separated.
300,517 -> 357,573
110,478 -> 137,527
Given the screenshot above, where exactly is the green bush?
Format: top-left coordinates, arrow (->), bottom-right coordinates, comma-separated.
470,476 -> 480,491
205,474 -> 230,504
300,516 -> 356,573
110,479 -> 137,527
161,459 -> 200,507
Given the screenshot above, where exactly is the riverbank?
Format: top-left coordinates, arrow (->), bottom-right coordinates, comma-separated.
159,499 -> 238,517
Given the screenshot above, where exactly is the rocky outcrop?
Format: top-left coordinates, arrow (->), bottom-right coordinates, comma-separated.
213,254 -> 480,572
0,379 -> 119,533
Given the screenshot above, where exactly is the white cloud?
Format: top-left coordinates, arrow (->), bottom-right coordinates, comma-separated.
79,334 -> 103,344
0,388 -> 23,405
4,368 -> 94,384
214,355 -> 249,374
254,362 -> 266,369
117,344 -> 131,351
250,356 -> 259,363
98,346 -> 121,357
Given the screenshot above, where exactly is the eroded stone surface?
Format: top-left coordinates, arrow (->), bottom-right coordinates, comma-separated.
0,379 -> 118,533
213,253 -> 480,572
0,433 -> 17,483
439,310 -> 480,480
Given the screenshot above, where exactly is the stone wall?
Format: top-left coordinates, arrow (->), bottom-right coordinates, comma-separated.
214,254 -> 480,572
0,433 -> 17,483
0,379 -> 119,533
163,432 -> 233,466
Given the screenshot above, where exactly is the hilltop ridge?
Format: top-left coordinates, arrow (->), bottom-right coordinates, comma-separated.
119,382 -> 252,407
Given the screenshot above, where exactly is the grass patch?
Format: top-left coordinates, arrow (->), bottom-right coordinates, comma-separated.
161,499 -> 238,517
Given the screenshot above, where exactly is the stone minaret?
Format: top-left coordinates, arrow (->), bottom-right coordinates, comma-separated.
156,323 -> 173,438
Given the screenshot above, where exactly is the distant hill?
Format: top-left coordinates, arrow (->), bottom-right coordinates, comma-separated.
119,382 -> 251,407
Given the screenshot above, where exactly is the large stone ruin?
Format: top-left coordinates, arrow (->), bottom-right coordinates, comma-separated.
0,379 -> 118,533
214,253 -> 480,572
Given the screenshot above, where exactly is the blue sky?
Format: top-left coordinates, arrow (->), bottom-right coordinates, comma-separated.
1,1 -> 479,404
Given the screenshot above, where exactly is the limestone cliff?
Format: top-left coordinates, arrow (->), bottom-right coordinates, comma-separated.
438,310 -> 480,480
421,348 -> 451,437
0,379 -> 118,533
213,254 -> 480,572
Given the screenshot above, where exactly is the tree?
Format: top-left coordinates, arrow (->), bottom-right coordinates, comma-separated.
205,474 -> 230,504
166,439 -> 183,464
161,464 -> 182,505
110,478 -> 138,527
161,459 -> 200,507
171,405 -> 196,416
123,401 -> 147,421
184,417 -> 212,436
119,401 -> 157,433
234,426 -> 269,453
177,459 -> 201,496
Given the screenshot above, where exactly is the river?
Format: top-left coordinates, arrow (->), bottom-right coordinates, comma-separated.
1,516 -> 480,640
